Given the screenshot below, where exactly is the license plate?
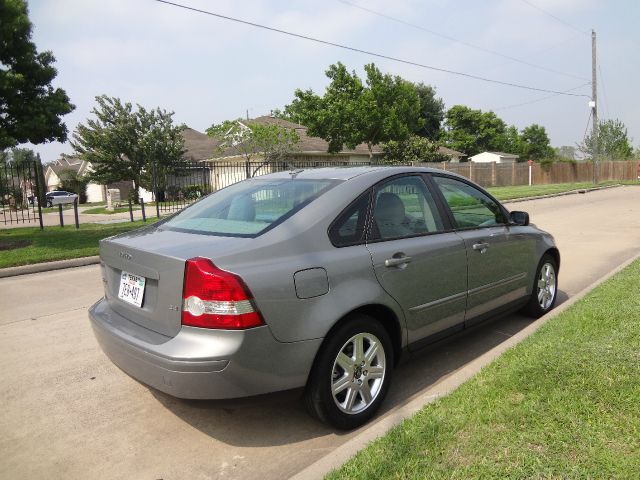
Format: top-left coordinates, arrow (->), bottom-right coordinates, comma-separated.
118,271 -> 146,308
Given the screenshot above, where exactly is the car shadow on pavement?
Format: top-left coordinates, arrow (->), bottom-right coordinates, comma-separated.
151,290 -> 569,447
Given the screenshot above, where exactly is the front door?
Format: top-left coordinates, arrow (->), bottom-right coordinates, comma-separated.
365,175 -> 468,348
431,175 -> 533,323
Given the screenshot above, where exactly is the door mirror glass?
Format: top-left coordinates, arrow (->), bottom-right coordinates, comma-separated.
510,211 -> 529,226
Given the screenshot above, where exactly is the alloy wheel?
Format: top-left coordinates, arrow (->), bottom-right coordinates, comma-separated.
537,262 -> 557,311
330,332 -> 386,415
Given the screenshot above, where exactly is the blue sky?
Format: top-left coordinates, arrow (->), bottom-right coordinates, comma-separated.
27,0 -> 640,161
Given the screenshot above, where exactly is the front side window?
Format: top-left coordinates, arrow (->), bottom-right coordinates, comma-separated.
370,176 -> 444,241
162,178 -> 337,237
433,176 -> 505,229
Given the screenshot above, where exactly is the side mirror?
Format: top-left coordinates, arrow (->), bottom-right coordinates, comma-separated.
510,211 -> 529,226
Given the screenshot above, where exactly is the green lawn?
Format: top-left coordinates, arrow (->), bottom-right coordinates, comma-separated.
328,259 -> 640,479
83,206 -> 138,214
487,181 -> 631,201
83,202 -> 158,215
0,220 -> 157,268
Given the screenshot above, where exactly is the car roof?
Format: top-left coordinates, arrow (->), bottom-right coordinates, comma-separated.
258,165 -> 452,181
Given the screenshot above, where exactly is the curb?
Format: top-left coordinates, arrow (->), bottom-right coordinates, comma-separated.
502,183 -> 625,204
0,256 -> 100,278
291,252 -> 640,480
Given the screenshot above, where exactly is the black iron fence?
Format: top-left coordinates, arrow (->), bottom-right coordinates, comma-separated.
151,159 -> 373,216
1,159 -> 44,228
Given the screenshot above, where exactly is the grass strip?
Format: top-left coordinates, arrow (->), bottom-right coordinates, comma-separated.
328,259 -> 640,479
487,181 -> 632,201
0,220 -> 157,268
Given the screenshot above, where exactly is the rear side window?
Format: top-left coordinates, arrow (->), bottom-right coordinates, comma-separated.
162,178 -> 337,237
329,193 -> 370,247
433,176 -> 506,228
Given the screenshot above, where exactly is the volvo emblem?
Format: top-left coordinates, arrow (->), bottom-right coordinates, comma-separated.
119,251 -> 133,260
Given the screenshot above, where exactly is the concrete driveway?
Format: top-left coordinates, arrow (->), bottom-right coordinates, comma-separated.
1,186 -> 638,479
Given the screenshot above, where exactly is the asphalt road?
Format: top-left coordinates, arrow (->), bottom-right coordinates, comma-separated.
1,186 -> 638,480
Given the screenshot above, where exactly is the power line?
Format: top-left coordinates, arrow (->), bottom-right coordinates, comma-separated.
477,31 -> 584,74
494,83 -> 591,111
518,0 -> 589,36
152,0 -> 591,98
339,0 -> 588,81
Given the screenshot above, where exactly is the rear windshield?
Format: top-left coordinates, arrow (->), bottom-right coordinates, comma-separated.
160,178 -> 338,237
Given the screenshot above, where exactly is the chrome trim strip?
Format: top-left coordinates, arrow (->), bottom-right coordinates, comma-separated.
468,272 -> 527,296
409,291 -> 467,312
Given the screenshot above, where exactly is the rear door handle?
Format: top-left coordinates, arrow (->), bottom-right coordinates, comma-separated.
472,242 -> 490,253
384,254 -> 412,268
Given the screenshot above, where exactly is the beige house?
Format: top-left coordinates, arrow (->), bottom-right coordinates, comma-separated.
212,116 -> 383,163
469,151 -> 519,164
45,157 -> 132,203
438,146 -> 466,163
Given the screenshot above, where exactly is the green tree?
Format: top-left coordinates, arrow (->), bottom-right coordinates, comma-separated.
555,145 -> 577,161
503,125 -> 524,160
442,105 -> 508,156
520,124 -> 553,161
0,0 -> 74,149
207,120 -> 300,178
581,119 -> 633,160
381,135 -> 448,164
71,95 -> 186,203
58,168 -> 89,203
413,82 -> 445,140
285,62 -> 423,157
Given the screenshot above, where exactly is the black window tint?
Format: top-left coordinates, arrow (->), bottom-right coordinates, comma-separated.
329,193 -> 370,247
433,176 -> 505,228
370,176 -> 444,241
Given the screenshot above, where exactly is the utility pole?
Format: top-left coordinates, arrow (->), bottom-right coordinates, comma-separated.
591,29 -> 598,184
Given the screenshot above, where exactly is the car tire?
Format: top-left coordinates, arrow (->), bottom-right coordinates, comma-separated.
522,254 -> 558,318
304,314 -> 393,430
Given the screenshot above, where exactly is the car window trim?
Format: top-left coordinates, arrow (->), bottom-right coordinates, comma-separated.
426,172 -> 511,231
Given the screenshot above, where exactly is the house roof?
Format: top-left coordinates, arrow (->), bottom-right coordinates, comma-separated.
181,127 -> 220,161
47,156 -> 85,176
484,151 -> 519,158
211,116 -> 382,159
438,146 -> 466,157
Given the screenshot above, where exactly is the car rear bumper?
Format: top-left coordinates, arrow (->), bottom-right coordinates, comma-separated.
89,298 -> 322,399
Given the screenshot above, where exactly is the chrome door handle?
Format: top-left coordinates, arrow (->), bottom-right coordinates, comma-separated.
472,242 -> 490,253
384,255 -> 412,268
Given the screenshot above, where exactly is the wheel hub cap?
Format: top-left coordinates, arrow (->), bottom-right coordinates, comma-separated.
331,332 -> 386,415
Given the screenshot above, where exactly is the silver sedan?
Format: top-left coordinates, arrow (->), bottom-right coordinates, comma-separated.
89,167 -> 559,429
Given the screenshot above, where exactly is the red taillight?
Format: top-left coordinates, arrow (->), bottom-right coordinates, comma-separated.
181,257 -> 264,329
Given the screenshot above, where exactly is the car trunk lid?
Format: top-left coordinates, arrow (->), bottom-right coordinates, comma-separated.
99,226 -> 251,337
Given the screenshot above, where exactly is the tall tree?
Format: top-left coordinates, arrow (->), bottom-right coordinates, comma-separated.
381,135 -> 448,164
0,0 -> 74,149
520,124 -> 553,161
442,105 -> 508,156
555,145 -> 577,160
285,62 -> 423,157
413,82 -> 445,140
71,95 -> 186,202
581,119 -> 633,160
207,120 -> 300,178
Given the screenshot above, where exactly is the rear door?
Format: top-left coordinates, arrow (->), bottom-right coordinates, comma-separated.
430,175 -> 533,324
365,175 -> 468,348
